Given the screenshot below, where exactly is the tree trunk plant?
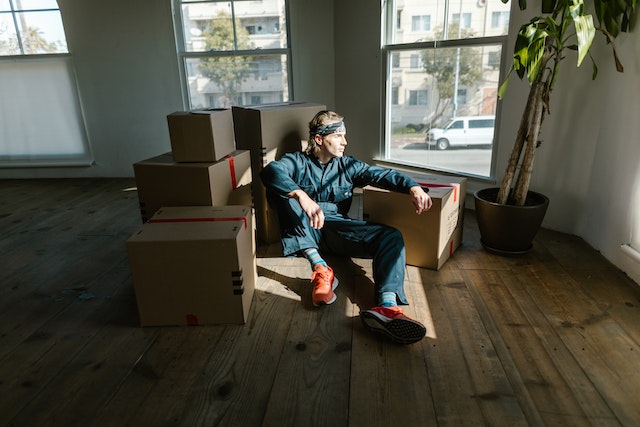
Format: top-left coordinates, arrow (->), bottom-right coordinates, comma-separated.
495,0 -> 636,206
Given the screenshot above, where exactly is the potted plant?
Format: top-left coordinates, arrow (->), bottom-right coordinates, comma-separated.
474,0 -> 636,255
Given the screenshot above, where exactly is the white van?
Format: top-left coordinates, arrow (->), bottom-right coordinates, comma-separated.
425,115 -> 495,150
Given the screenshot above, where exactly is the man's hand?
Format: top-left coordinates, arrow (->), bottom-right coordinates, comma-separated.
409,186 -> 432,214
289,189 -> 324,229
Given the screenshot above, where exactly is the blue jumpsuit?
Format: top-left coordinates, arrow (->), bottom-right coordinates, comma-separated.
260,151 -> 425,305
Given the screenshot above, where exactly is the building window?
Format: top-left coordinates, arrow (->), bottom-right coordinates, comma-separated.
452,13 -> 472,29
491,11 -> 510,29
383,0 -> 510,178
411,15 -> 430,32
174,0 -> 290,109
408,90 -> 428,106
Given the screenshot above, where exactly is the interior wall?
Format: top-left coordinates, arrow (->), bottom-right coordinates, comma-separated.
333,0 -> 383,164
288,0 -> 336,109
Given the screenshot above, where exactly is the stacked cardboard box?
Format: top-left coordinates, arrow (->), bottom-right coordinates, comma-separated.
126,206 -> 256,326
133,150 -> 252,222
232,102 -> 326,244
129,108 -> 256,326
167,109 -> 236,162
362,172 -> 467,270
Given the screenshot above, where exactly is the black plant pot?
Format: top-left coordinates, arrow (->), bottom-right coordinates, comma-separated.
474,188 -> 549,256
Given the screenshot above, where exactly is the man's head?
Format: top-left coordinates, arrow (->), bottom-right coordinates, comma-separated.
306,110 -> 347,161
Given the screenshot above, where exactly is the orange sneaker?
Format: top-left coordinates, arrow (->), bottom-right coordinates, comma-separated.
361,306 -> 426,344
310,265 -> 339,307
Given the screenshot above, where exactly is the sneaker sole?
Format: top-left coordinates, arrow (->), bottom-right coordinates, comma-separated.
312,277 -> 339,307
360,310 -> 426,345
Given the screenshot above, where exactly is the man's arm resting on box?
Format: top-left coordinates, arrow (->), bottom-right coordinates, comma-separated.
410,185 -> 432,215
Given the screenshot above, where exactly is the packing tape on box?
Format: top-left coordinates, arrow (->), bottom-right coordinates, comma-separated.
417,182 -> 457,202
148,216 -> 247,229
225,154 -> 237,189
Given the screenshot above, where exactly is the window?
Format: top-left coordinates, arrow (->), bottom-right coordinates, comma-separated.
383,0 -> 510,178
0,0 -> 68,56
452,13 -> 471,29
491,11 -> 510,29
411,15 -> 430,32
0,0 -> 92,167
408,90 -> 428,106
174,0 -> 291,109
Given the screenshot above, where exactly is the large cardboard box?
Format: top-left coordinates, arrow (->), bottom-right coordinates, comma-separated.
133,150 -> 252,222
232,102 -> 326,244
167,109 -> 235,162
126,205 -> 257,326
362,183 -> 462,271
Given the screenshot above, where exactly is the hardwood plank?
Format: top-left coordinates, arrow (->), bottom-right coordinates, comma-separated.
422,264 -> 528,426
262,256 -> 353,426
174,261 -> 303,426
348,259 -> 437,426
523,260 -> 640,425
0,183 -> 140,360
94,326 -> 227,426
462,268 -> 604,426
566,267 -> 640,345
496,267 -> 621,425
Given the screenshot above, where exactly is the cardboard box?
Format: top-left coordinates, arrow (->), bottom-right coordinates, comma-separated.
362,184 -> 462,270
399,170 -> 467,219
133,150 -> 252,222
232,102 -> 326,244
167,109 -> 235,162
126,205 -> 257,326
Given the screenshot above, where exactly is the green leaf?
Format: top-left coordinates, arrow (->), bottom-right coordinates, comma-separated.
572,10 -> 595,66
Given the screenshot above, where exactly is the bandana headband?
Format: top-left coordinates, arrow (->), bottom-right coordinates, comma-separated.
312,121 -> 346,136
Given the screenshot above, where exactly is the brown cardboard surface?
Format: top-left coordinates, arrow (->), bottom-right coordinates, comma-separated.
133,150 -> 252,222
232,102 -> 326,244
362,185 -> 461,270
398,170 -> 467,215
126,205 -> 256,326
167,109 -> 235,162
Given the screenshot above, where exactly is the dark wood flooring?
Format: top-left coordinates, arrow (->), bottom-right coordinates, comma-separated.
1,178 -> 640,426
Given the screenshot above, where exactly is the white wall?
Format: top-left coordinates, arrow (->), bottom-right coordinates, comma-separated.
468,1 -> 640,283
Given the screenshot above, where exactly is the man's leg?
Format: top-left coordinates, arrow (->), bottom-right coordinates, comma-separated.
267,193 -> 338,306
321,218 -> 426,344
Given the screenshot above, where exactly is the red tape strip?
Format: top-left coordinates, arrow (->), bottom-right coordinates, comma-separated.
226,155 -> 237,189
149,216 -> 247,229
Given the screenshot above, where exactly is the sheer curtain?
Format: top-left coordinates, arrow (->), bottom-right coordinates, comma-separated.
0,56 -> 93,167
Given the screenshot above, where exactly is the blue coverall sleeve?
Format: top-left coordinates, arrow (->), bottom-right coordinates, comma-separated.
259,153 -> 304,196
348,158 -> 423,194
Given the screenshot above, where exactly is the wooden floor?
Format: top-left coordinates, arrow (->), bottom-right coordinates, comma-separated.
1,178 -> 640,427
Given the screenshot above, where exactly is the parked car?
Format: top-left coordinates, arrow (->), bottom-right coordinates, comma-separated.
425,115 -> 495,150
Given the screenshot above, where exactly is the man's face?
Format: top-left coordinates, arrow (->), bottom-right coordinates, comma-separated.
316,131 -> 347,158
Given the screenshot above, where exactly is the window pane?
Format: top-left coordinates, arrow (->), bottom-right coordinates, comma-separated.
13,0 -> 60,10
185,53 -> 288,108
0,1 -> 11,11
181,0 -> 287,52
0,13 -> 20,54
391,0 -> 510,43
387,45 -> 501,177
16,10 -> 67,54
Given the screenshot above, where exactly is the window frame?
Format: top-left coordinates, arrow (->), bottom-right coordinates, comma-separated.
172,0 -> 293,109
380,0 -> 510,179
